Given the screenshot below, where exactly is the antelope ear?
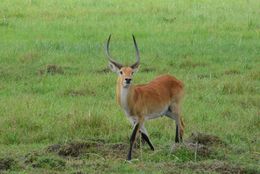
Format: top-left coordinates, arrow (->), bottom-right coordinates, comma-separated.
132,65 -> 140,73
108,62 -> 120,73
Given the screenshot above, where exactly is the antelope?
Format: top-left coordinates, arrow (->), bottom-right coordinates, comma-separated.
105,34 -> 185,161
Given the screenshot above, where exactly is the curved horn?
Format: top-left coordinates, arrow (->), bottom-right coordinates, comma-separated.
130,34 -> 140,69
105,34 -> 123,68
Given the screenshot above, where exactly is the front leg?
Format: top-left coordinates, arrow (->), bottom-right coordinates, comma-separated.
127,122 -> 140,161
140,125 -> 154,151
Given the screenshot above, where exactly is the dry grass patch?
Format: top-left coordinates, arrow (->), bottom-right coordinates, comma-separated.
95,68 -> 110,74
20,52 -> 40,64
38,64 -> 64,75
63,88 -> 96,97
223,69 -> 240,75
180,60 -> 208,68
140,67 -> 157,73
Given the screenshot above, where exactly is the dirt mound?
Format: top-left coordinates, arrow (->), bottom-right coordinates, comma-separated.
46,140 -> 128,160
24,151 -> 65,169
47,141 -> 102,157
0,157 -> 16,171
186,132 -> 225,146
172,132 -> 225,158
24,151 -> 40,164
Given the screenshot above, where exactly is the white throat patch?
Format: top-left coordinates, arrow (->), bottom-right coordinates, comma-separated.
120,86 -> 130,114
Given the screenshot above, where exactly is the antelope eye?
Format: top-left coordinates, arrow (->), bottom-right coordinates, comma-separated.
119,71 -> 123,75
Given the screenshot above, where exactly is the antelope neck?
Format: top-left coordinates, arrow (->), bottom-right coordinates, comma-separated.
116,77 -> 133,114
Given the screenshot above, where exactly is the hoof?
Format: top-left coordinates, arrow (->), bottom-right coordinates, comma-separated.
125,159 -> 139,164
125,160 -> 132,164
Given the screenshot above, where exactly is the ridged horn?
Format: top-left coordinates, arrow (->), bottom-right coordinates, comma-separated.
130,34 -> 140,69
105,34 -> 123,69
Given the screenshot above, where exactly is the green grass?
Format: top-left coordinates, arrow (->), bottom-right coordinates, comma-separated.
0,0 -> 260,173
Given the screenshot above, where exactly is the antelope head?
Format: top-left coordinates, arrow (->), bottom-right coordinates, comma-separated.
105,34 -> 140,88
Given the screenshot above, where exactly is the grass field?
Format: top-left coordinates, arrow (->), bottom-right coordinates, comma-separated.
0,0 -> 260,173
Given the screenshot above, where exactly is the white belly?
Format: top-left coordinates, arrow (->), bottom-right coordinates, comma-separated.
145,106 -> 168,120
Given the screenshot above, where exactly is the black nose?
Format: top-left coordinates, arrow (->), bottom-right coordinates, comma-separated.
125,78 -> 132,84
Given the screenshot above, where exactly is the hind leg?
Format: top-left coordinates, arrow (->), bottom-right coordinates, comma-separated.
165,103 -> 184,143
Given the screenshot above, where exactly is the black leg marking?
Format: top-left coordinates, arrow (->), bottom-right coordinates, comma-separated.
167,106 -> 172,112
180,134 -> 183,142
141,132 -> 146,144
175,124 -> 179,143
141,132 -> 154,151
127,123 -> 139,161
